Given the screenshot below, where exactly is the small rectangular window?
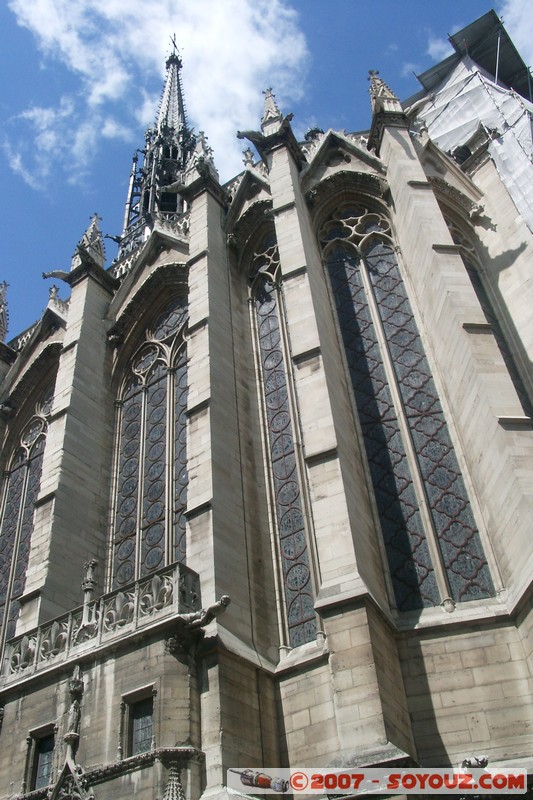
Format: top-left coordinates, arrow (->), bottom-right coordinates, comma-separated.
130,696 -> 153,755
32,733 -> 55,790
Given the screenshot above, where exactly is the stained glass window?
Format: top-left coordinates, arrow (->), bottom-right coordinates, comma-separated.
250,234 -> 316,647
0,386 -> 53,642
112,296 -> 188,588
322,205 -> 495,609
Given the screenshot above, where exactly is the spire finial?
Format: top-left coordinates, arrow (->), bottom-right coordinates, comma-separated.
166,33 -> 182,70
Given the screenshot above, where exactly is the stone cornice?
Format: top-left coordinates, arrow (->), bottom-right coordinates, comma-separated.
86,746 -> 203,785
429,176 -> 484,220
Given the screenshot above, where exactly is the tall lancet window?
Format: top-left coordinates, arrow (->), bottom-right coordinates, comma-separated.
0,385 -> 54,641
321,204 -> 495,611
250,232 -> 316,647
112,297 -> 188,589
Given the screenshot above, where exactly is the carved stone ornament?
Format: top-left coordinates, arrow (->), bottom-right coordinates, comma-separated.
48,763 -> 94,800
41,666 -> 92,800
166,595 -> 230,655
162,763 -> 186,800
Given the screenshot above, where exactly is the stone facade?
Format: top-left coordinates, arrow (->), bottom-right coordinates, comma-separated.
0,13 -> 532,800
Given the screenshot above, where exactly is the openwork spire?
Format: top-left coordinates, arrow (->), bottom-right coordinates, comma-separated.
118,44 -> 197,260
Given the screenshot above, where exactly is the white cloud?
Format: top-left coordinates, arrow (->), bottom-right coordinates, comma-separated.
6,0 -> 309,185
101,119 -> 134,141
401,62 -> 420,79
498,0 -> 533,66
427,36 -> 453,62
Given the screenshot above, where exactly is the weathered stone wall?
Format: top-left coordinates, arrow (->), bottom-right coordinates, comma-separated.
399,618 -> 533,766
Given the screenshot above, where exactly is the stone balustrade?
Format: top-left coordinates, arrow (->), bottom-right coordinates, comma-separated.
2,563 -> 200,682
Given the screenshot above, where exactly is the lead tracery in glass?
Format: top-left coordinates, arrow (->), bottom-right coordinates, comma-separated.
0,385 -> 54,642
321,204 -> 495,609
250,233 -> 316,647
112,296 -> 188,588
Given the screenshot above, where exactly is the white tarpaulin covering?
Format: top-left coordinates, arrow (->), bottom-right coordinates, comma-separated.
418,57 -> 533,231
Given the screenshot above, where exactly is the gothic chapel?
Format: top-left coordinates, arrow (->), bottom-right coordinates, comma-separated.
0,10 -> 532,799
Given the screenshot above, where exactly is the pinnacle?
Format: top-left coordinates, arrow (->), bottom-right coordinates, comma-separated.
368,69 -> 402,116
261,87 -> 283,132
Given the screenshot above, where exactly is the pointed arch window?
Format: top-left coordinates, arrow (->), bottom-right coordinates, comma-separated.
112,296 -> 188,588
250,233 -> 316,647
0,386 -> 54,642
321,204 -> 495,610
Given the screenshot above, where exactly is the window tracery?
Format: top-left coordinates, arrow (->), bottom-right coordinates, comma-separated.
321,203 -> 495,610
0,385 -> 54,642
250,233 -> 316,647
112,296 -> 188,588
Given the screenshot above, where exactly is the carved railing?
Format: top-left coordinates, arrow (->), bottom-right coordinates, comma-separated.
2,563 -> 200,681
11,325 -> 38,351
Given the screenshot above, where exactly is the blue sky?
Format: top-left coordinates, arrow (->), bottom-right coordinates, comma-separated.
1,0 -> 531,338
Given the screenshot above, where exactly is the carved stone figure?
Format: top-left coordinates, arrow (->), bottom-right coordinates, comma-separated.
176,595 -> 230,630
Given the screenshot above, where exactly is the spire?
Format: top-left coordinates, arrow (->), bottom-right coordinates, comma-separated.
118,44 -> 197,259
0,282 -> 8,342
157,51 -> 187,134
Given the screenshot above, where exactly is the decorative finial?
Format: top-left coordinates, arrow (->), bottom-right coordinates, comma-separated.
185,131 -> 219,184
162,763 -> 187,800
243,148 -> 255,168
